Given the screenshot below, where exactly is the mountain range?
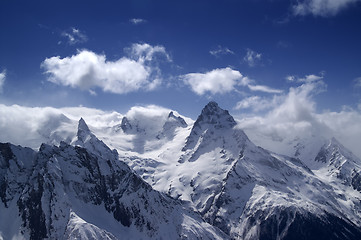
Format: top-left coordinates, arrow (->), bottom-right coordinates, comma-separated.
1,101 -> 361,239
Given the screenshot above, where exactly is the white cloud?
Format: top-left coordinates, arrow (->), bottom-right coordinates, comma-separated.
61,27 -> 88,45
247,84 -> 283,94
41,43 -> 169,94
128,43 -> 171,62
236,77 -> 361,160
0,69 -> 5,93
209,46 -> 235,57
244,48 -> 262,67
0,104 -> 125,149
286,75 -> 296,82
287,74 -> 324,83
235,96 -> 278,112
182,67 -> 246,95
129,18 -> 147,25
182,67 -> 282,95
125,105 -> 172,135
293,0 -> 360,17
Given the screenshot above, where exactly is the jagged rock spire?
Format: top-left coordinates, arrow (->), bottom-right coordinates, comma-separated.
193,101 -> 236,129
77,118 -> 92,142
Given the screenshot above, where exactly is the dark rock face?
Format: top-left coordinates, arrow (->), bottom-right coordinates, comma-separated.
352,170 -> 361,191
17,174 -> 48,240
120,117 -> 133,133
280,211 -> 361,240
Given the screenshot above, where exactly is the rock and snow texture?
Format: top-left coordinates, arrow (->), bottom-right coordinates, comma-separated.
2,102 -> 361,239
312,138 -> 361,191
120,102 -> 361,239
0,119 -> 226,240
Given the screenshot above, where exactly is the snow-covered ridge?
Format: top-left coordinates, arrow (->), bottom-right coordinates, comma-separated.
0,119 -> 226,240
1,102 -> 361,239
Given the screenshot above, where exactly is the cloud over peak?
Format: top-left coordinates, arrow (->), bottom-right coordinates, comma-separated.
41,43 -> 170,94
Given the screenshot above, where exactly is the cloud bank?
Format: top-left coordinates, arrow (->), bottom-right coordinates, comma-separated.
41,43 -> 170,94
235,76 -> 361,159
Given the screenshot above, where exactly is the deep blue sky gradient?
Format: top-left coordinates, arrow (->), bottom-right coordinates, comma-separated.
1,0 -> 361,117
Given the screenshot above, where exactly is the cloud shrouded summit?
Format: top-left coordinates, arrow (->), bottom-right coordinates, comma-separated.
41,43 -> 170,95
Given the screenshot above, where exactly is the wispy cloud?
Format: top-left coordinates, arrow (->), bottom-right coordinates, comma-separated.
243,48 -> 262,67
247,84 -> 283,94
286,73 -> 324,83
128,43 -> 171,62
209,46 -> 234,57
41,43 -> 170,94
61,27 -> 88,45
129,18 -> 147,25
236,73 -> 325,113
0,69 -> 6,93
235,96 -> 277,112
292,0 -> 360,17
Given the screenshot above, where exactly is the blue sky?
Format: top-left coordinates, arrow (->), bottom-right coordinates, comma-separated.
1,0 -> 361,118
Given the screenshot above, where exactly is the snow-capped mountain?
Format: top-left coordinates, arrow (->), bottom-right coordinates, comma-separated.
312,137 -> 361,191
121,102 -> 361,239
0,119 -> 226,240
1,101 -> 361,239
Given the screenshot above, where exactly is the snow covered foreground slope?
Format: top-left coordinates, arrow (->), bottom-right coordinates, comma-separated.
0,119 -> 227,240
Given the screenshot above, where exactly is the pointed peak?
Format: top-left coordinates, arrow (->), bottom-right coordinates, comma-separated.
120,116 -> 132,133
194,101 -> 236,129
78,118 -> 90,132
330,137 -> 341,145
202,101 -> 221,113
163,111 -> 187,131
77,118 -> 92,142
168,111 -> 176,118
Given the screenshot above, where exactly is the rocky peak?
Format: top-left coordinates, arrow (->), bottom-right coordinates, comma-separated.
315,137 -> 357,164
166,111 -> 187,127
77,118 -> 92,142
120,117 -> 132,133
194,101 -> 236,130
